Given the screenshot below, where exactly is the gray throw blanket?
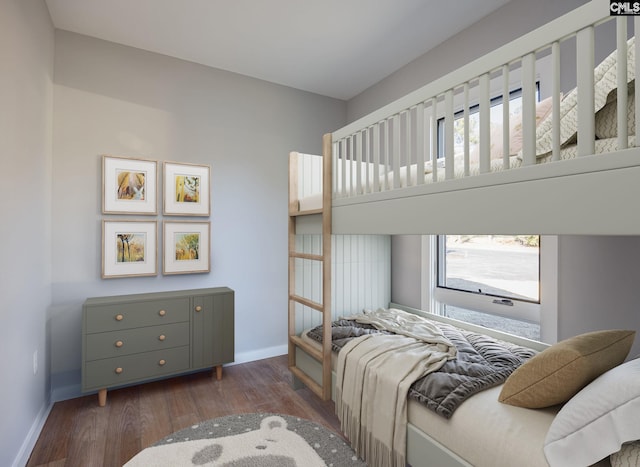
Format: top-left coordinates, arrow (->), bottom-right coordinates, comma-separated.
307,313 -> 536,419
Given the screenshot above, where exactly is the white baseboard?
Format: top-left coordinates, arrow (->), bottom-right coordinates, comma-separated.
12,401 -> 52,467
232,344 -> 287,365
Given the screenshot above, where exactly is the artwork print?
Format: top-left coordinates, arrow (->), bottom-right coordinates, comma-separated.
103,155 -> 157,214
115,232 -> 147,262
102,220 -> 157,278
117,170 -> 146,201
163,221 -> 210,274
174,231 -> 200,261
175,173 -> 200,203
163,162 -> 210,216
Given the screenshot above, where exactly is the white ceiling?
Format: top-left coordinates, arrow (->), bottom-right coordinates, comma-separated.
45,0 -> 511,100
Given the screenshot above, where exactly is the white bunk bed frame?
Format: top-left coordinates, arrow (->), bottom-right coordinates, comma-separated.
288,1 -> 636,465
329,0 -> 640,236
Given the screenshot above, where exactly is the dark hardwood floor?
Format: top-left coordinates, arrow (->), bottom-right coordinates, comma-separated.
27,355 -> 342,467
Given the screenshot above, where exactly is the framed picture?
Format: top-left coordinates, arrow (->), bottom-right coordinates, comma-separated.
163,161 -> 210,216
102,220 -> 157,278
163,221 -> 210,275
103,155 -> 157,214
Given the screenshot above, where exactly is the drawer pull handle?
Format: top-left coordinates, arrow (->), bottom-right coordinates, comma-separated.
195,306 -> 202,312
158,359 -> 166,366
158,334 -> 166,341
115,367 -> 123,374
115,314 -> 124,321
158,309 -> 166,317
115,340 -> 124,348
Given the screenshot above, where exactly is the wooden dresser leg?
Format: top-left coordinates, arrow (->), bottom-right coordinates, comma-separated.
215,365 -> 222,381
98,388 -> 107,407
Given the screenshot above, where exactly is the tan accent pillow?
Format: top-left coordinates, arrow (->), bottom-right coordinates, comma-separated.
499,330 -> 636,408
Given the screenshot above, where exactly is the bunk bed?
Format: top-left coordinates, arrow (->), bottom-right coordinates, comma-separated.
288,1 -> 640,466
328,1 -> 640,236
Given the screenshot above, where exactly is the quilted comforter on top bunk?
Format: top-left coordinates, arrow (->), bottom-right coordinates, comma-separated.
306,309 -> 536,419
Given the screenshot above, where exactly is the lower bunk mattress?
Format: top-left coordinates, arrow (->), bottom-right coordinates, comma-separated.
299,316 -> 612,467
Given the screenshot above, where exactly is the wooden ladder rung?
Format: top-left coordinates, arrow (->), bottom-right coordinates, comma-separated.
289,365 -> 324,399
289,208 -> 323,217
289,251 -> 324,261
289,335 -> 323,361
289,294 -> 323,312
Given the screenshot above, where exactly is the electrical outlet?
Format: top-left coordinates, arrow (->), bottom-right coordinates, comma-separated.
33,350 -> 38,375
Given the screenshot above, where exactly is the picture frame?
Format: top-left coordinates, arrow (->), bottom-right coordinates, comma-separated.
163,221 -> 210,275
102,155 -> 158,215
102,220 -> 157,278
163,161 -> 210,216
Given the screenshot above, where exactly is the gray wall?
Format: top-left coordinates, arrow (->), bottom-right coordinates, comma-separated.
0,0 -> 54,465
557,236 -> 640,358
50,31 -> 346,400
346,0 -> 589,122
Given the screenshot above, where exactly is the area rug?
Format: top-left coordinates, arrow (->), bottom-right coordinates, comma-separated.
124,412 -> 366,466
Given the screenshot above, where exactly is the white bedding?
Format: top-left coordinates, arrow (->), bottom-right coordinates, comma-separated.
300,329 -> 612,467
297,192 -> 323,211
301,330 -> 554,466
408,387 -> 556,467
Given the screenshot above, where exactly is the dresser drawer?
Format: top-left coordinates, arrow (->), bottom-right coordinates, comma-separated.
84,322 -> 190,361
83,346 -> 190,391
85,297 -> 189,333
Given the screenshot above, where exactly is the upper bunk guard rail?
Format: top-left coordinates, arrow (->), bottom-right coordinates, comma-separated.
287,139 -> 333,401
330,0 -> 640,233
334,0 -> 614,142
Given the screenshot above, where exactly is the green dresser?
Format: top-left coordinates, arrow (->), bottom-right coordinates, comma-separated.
82,287 -> 234,406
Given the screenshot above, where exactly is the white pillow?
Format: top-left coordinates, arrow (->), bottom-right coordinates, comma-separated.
543,358 -> 640,467
611,440 -> 640,467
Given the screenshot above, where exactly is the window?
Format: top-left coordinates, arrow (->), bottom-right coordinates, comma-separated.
434,235 -> 541,341
426,84 -> 548,341
439,235 -> 539,302
437,88 -> 526,160
420,234 -> 557,343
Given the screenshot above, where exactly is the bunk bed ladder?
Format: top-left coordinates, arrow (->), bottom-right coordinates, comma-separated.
288,135 -> 333,401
